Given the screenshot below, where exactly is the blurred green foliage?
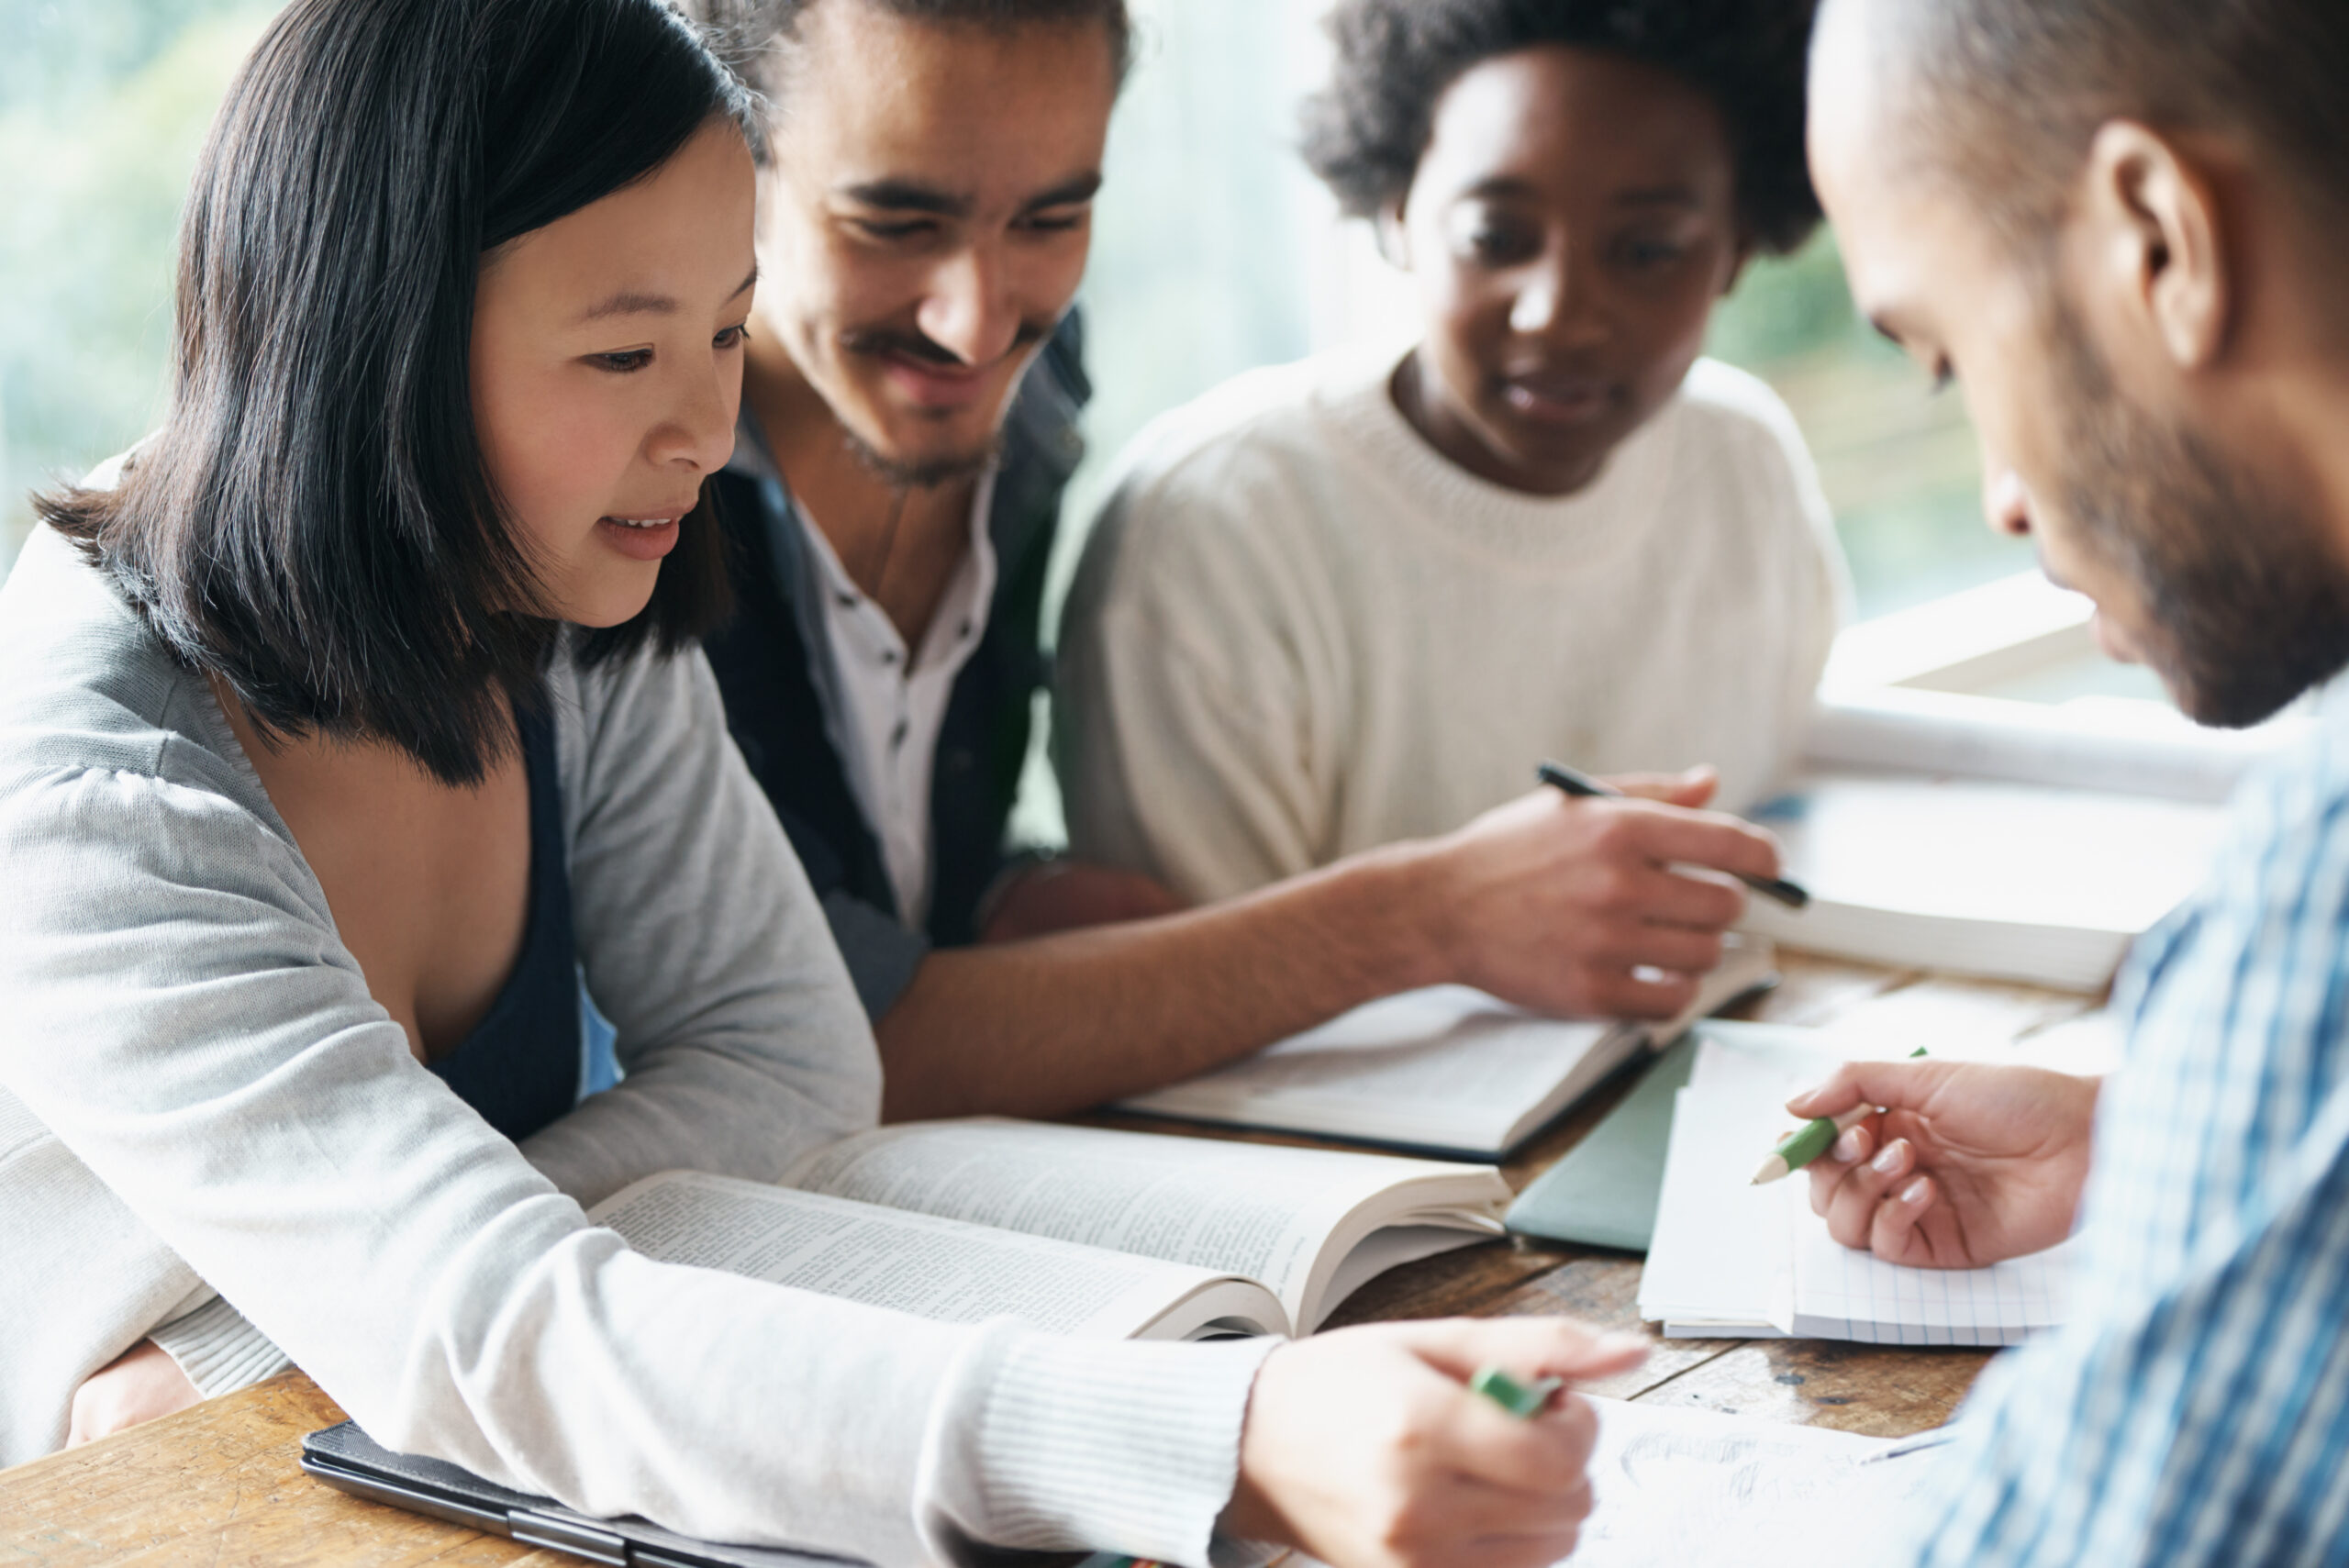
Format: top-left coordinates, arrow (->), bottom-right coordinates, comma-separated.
0,2 -> 284,576
1707,230 -> 2036,616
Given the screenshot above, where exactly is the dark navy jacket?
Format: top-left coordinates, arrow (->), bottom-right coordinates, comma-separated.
702,316 -> 1089,1018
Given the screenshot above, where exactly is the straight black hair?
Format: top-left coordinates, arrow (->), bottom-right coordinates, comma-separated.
39,0 -> 759,786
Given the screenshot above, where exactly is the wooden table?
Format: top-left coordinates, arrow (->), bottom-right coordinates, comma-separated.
0,953 -> 2094,1564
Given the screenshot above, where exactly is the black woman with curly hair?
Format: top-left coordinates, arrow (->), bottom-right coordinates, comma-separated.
1058,0 -> 1852,962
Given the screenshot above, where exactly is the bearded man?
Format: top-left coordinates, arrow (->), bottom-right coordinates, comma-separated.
1789,0 -> 2349,1560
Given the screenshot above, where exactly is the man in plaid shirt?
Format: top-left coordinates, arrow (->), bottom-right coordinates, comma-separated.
1793,0 -> 2349,1561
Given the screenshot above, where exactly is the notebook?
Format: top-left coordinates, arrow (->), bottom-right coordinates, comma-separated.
1110,937 -> 1777,1160
1737,690 -> 2264,992
1638,1027 -> 2076,1345
1502,1031 -> 1697,1250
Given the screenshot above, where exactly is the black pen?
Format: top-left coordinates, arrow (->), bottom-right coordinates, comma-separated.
1536,760 -> 1811,910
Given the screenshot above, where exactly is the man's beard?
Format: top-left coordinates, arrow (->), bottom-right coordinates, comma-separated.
2044,296 -> 2349,728
839,420 -> 1001,491
835,317 -> 1049,490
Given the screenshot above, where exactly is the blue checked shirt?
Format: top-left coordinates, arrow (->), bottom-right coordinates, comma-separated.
1910,714 -> 2349,1565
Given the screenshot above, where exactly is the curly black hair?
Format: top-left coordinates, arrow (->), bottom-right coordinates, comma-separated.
1301,0 -> 1822,255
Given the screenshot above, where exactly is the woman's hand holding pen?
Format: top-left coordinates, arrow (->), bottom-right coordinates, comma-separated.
1791,1060 -> 2099,1269
1224,1318 -> 1648,1568
1422,765 -> 1787,1023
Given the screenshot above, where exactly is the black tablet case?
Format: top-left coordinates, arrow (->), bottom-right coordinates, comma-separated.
302,1419 -> 852,1568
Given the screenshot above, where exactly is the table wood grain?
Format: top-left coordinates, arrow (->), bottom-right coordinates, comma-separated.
0,951 -> 2087,1563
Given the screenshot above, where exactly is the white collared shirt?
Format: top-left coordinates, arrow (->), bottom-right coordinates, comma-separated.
795,475 -> 998,931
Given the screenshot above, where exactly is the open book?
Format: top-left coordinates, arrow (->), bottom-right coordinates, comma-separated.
590,1118 -> 1510,1340
1109,937 -> 1778,1159
1738,690 -> 2260,991
1639,1026 -> 2076,1345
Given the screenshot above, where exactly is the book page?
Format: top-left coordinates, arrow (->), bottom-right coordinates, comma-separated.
784,1118 -> 1504,1329
1114,986 -> 1620,1153
592,1171 -> 1284,1340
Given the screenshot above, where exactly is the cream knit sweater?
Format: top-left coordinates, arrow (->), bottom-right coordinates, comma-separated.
1055,349 -> 1849,902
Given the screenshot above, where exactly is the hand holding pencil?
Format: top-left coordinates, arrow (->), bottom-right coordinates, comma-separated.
1787,1059 -> 2100,1270
1225,1318 -> 1647,1568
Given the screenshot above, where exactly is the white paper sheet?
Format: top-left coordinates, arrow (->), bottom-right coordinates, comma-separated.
1275,1400 -> 1949,1568
1572,1399 -> 1943,1568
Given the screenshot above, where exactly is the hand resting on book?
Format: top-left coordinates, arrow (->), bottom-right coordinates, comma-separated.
1790,1060 -> 2099,1270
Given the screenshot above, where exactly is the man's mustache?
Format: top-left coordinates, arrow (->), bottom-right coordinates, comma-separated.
840,318 -> 1054,368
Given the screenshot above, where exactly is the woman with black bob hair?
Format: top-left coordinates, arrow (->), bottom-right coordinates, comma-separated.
0,1 -> 1641,1561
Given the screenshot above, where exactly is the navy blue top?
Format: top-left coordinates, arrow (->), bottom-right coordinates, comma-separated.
426,698 -> 580,1142
701,312 -> 1090,1019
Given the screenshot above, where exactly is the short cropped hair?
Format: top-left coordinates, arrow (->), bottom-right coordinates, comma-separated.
39,0 -> 756,787
1873,0 -> 2349,246
685,0 -> 1134,159
1302,0 -> 1823,255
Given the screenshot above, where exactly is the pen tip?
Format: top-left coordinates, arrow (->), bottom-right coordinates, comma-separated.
1750,1156 -> 1790,1186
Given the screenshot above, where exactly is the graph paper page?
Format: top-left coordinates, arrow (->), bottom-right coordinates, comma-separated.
1788,1188 -> 2076,1346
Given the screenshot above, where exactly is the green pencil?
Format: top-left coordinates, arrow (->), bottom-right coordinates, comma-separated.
1753,1049 -> 1928,1186
1750,1104 -> 1873,1185
1469,1365 -> 1564,1419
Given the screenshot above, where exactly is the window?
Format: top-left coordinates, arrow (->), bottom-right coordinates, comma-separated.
0,0 -> 2057,651
0,2 -> 288,579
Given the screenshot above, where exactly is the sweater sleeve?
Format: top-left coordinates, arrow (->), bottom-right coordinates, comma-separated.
1055,463 -> 1339,904
147,1295 -> 291,1397
0,651 -> 1264,1565
518,643 -> 878,1205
